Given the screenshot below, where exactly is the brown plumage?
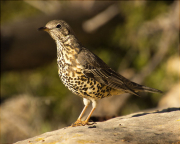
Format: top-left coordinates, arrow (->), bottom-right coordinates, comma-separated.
39,20 -> 162,126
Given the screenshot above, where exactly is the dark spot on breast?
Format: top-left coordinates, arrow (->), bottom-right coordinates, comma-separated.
76,71 -> 81,74
82,88 -> 88,91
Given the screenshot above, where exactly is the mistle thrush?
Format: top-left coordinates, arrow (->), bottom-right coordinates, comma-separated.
38,20 -> 162,127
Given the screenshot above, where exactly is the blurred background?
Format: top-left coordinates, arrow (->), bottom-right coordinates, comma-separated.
1,1 -> 179,143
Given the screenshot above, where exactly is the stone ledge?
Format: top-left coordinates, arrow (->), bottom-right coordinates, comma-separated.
15,107 -> 180,144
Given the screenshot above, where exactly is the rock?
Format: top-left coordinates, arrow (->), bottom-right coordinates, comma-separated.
14,107 -> 180,144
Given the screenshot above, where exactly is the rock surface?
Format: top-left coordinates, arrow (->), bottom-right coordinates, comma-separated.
14,108 -> 180,144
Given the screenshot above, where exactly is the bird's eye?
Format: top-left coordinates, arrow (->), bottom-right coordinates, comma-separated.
56,24 -> 61,28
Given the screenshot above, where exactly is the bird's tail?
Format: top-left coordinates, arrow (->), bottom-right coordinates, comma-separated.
135,85 -> 163,94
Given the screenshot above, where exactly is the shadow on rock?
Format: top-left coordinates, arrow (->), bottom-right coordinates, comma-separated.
132,107 -> 180,117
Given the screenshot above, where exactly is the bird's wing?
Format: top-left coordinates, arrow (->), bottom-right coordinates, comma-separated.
77,48 -> 140,96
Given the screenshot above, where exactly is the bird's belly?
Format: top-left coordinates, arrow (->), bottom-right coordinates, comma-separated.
58,65 -> 112,100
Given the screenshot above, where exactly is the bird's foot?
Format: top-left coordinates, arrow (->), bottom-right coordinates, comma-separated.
70,119 -> 94,127
71,119 -> 88,127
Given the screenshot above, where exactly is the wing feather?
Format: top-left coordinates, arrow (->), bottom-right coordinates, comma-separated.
77,48 -> 139,96
77,48 -> 162,96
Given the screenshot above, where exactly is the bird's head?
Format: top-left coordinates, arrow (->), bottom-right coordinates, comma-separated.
38,20 -> 73,43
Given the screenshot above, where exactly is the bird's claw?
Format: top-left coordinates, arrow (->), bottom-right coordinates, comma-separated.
70,119 -> 95,127
70,119 -> 88,127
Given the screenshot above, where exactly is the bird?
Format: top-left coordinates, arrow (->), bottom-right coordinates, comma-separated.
38,20 -> 162,127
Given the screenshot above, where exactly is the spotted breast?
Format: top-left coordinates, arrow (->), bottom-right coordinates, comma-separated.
56,39 -> 113,100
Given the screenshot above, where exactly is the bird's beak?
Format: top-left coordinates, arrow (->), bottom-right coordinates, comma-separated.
38,27 -> 50,32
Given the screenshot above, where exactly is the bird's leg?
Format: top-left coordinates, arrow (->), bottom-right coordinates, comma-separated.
84,107 -> 96,124
77,104 -> 88,120
71,98 -> 90,127
84,100 -> 97,124
71,99 -> 97,127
